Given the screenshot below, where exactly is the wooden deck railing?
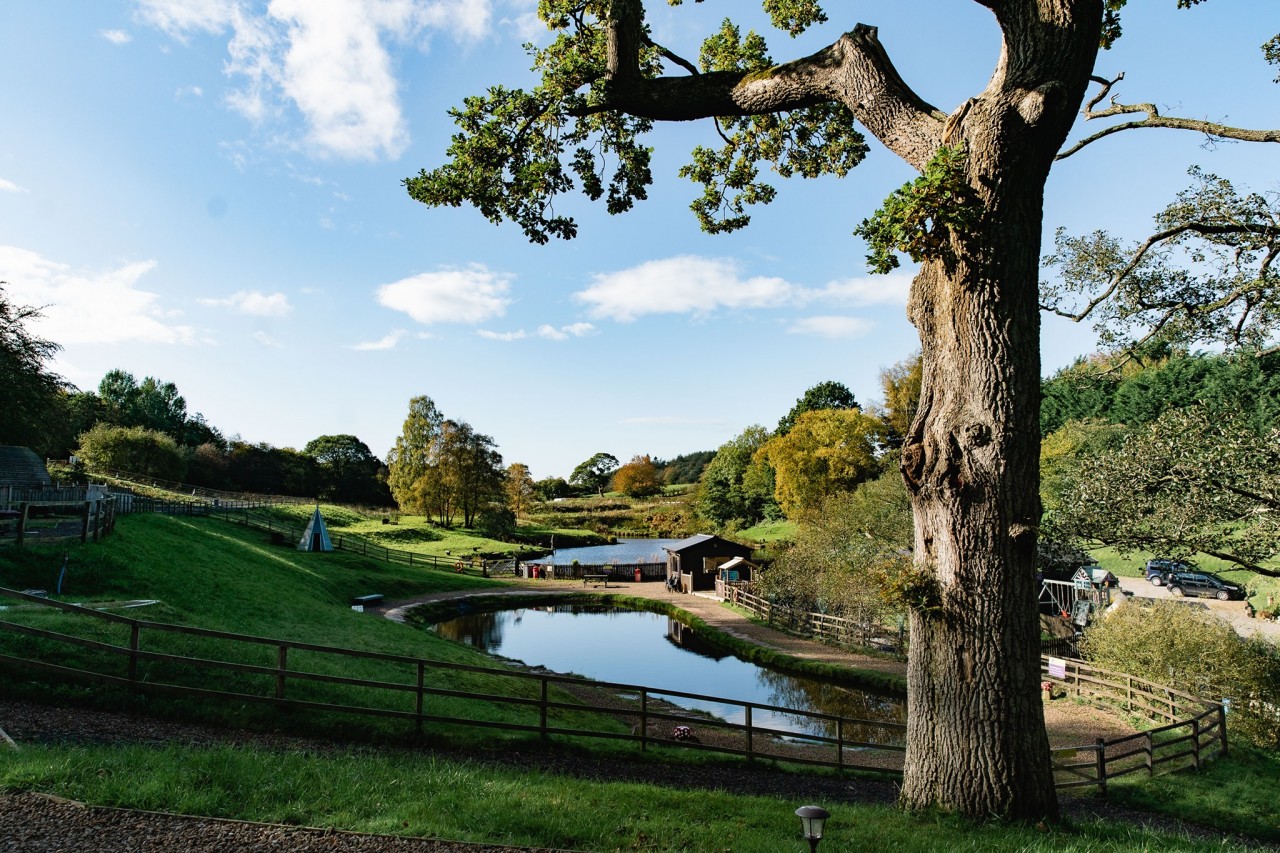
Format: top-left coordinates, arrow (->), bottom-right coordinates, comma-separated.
724,587 -> 905,654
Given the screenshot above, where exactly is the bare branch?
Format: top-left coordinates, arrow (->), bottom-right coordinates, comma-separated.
1057,74 -> 1280,160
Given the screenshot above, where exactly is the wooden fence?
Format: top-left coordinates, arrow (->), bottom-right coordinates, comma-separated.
1039,656 -> 1228,791
724,587 -> 905,654
0,586 -> 906,775
0,585 -> 1230,792
0,498 -> 118,547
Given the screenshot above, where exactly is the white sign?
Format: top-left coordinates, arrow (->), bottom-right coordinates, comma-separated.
1048,657 -> 1067,679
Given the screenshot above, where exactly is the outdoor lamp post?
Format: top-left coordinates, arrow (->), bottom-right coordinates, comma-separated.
795,805 -> 830,852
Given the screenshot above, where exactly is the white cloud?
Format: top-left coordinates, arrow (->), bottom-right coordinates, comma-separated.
254,330 -> 283,347
347,329 -> 407,350
0,245 -> 195,344
576,256 -> 797,322
101,28 -> 132,44
536,322 -> 595,341
575,255 -> 916,324
786,316 -> 874,339
134,0 -> 494,160
200,289 -> 292,316
818,270 -> 913,306
175,84 -> 204,98
0,178 -> 25,193
377,264 -> 512,325
477,328 -> 526,341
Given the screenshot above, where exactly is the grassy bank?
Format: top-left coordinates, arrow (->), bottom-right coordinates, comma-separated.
1,740 -> 1270,852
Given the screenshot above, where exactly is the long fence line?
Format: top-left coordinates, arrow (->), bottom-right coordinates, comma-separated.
0,586 -> 905,775
0,585 -> 1229,792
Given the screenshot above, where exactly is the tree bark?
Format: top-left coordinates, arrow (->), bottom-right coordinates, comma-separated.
895,2 -> 1101,818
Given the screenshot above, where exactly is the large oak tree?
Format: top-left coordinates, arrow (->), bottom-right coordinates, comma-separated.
408,0 -> 1277,819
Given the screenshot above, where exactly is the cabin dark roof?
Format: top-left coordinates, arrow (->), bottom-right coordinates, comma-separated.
665,534 -> 715,553
0,446 -> 52,488
663,533 -> 752,555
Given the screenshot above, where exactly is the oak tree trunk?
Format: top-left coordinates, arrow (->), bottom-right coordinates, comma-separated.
896,4 -> 1101,818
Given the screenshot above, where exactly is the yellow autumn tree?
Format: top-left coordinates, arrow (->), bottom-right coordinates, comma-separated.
755,409 -> 885,518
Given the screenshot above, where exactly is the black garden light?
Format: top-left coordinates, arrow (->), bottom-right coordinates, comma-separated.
795,804 -> 830,852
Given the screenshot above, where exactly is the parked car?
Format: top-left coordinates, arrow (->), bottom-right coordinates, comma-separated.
1164,571 -> 1244,601
1145,558 -> 1192,586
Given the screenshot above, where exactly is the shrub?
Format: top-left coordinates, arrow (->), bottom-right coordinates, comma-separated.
1081,600 -> 1280,747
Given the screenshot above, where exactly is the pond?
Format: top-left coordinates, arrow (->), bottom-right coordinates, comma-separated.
526,538 -> 680,566
430,604 -> 904,741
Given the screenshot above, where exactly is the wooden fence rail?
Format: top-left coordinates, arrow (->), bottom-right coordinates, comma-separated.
0,586 -> 906,774
1039,655 -> 1227,790
725,587 -> 905,654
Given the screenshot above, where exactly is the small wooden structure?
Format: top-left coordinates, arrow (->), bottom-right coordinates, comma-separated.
664,534 -> 754,593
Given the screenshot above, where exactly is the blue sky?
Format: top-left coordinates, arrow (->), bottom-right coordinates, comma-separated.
1,1 -> 1275,480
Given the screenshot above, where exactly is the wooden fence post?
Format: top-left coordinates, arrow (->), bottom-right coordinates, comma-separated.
1218,704 -> 1229,757
1191,718 -> 1201,771
15,503 -> 28,547
81,501 -> 92,543
276,644 -> 288,703
745,705 -> 753,762
1095,737 -> 1107,795
128,623 -> 140,682
415,661 -> 425,735
539,676 -> 549,741
639,690 -> 648,752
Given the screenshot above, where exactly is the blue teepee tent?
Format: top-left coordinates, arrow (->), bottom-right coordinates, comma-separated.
297,506 -> 334,552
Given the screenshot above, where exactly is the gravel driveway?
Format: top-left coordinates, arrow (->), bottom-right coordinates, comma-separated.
1116,577 -> 1280,641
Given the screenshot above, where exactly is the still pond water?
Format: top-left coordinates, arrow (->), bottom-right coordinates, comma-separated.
431,604 -> 904,740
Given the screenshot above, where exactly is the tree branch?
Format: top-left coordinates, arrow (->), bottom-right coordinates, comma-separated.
1057,73 -> 1280,160
592,13 -> 944,169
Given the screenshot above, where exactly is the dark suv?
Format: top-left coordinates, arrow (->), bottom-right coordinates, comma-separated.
1145,558 -> 1192,586
1165,571 -> 1243,601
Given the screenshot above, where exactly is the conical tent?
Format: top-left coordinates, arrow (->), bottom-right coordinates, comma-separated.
297,506 -> 334,552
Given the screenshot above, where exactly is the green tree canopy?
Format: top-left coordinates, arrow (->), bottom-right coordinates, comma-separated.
696,425 -> 777,527
387,396 -> 445,513
303,434 -> 390,506
76,424 -> 186,482
569,452 -> 619,495
0,284 -> 67,454
776,380 -> 859,435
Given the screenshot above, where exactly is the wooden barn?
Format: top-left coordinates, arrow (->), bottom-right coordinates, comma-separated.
664,534 -> 754,593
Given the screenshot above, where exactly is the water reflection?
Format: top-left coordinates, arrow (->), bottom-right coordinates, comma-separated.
428,604 -> 904,741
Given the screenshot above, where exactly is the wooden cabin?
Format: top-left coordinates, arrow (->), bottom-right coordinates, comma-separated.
664,534 -> 754,593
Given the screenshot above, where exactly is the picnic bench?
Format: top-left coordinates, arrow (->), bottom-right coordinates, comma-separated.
351,593 -> 384,607
583,573 -> 609,588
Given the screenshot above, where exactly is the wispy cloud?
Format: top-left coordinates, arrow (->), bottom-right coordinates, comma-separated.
134,0 -> 494,160
100,28 -> 132,44
254,330 -> 283,347
175,84 -> 204,99
537,322 -> 595,341
347,329 -> 407,350
200,289 -> 292,316
576,256 -> 795,322
377,264 -> 511,325
575,255 -> 913,324
0,245 -> 195,344
786,316 -> 874,339
477,329 -> 526,341
0,178 -> 26,193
